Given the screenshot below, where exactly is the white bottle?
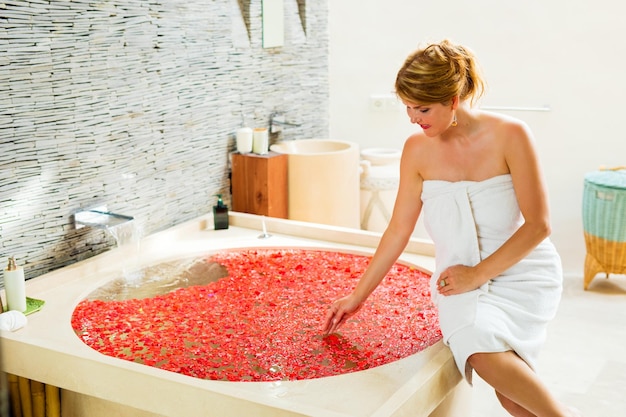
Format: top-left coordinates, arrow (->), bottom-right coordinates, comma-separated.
4,256 -> 26,313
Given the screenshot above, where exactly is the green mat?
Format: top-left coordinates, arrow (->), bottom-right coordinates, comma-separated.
2,297 -> 44,316
25,297 -> 45,315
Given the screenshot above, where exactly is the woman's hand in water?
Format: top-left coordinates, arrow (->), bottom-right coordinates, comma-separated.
323,294 -> 363,335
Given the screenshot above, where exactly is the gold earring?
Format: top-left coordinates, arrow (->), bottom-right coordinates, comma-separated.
451,114 -> 458,127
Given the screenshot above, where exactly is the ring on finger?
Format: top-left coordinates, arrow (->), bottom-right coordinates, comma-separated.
439,278 -> 447,288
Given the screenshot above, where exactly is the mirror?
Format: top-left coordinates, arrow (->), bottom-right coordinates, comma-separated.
262,0 -> 284,48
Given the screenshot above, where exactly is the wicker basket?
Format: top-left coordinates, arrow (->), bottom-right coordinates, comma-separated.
582,168 -> 626,289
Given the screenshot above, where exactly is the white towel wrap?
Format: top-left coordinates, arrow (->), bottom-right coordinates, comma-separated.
421,174 -> 562,383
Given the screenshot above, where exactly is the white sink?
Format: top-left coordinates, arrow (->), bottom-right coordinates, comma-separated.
270,139 -> 361,228
270,139 -> 355,155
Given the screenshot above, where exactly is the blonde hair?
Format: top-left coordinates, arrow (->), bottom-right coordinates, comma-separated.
395,39 -> 485,106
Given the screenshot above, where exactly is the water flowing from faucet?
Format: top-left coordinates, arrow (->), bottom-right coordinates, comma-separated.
106,220 -> 143,282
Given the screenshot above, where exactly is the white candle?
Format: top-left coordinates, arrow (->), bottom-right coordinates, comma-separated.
252,128 -> 269,155
236,127 -> 253,153
4,257 -> 26,313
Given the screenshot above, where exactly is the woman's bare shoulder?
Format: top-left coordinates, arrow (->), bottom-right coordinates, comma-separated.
482,112 -> 540,172
481,110 -> 531,138
399,132 -> 431,177
403,131 -> 430,152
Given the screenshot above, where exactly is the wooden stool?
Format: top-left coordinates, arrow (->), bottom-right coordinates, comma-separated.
582,168 -> 626,289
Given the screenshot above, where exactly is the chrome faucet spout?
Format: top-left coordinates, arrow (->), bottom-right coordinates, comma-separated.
270,112 -> 302,134
74,205 -> 134,230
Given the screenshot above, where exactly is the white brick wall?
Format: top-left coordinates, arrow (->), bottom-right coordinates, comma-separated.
0,0 -> 329,279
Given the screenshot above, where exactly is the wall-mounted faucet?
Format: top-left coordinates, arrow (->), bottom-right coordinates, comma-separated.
269,112 -> 301,134
74,205 -> 134,230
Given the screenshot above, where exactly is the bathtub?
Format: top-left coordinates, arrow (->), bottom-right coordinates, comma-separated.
1,213 -> 469,417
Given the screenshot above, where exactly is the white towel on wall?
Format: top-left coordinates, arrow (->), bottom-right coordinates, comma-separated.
421,174 -> 562,383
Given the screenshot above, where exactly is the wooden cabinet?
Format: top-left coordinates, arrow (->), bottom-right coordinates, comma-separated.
231,152 -> 288,218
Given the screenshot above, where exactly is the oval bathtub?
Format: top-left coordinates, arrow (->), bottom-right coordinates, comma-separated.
2,214 -> 467,417
72,248 -> 442,382
270,139 -> 361,229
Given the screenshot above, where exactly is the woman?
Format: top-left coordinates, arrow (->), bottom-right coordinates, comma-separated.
323,40 -> 580,417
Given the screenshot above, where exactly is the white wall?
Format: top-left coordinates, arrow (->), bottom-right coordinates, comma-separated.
329,0 -> 626,274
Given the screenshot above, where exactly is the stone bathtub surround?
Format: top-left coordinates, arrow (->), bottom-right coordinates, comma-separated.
0,0 -> 328,280
1,212 -> 468,417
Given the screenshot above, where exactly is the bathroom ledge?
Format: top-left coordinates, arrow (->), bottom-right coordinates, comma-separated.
0,213 -> 462,417
228,211 -> 435,257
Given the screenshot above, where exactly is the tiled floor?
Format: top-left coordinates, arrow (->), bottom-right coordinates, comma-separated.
470,273 -> 626,417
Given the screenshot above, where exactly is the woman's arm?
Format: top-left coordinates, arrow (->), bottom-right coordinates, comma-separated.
323,136 -> 425,333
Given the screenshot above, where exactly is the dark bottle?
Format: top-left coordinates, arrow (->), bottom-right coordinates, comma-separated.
213,194 -> 229,230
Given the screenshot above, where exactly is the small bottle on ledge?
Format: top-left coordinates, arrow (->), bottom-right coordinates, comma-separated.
213,194 -> 229,230
4,256 -> 27,313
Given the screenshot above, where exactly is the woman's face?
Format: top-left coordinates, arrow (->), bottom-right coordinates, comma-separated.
403,100 -> 454,136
